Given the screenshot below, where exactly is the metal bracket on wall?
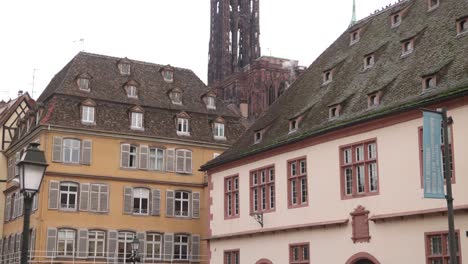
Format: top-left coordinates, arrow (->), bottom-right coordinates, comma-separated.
252,213 -> 264,228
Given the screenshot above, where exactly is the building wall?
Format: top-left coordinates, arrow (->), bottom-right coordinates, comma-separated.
209,104 -> 468,262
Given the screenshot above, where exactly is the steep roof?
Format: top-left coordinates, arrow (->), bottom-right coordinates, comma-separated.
202,0 -> 468,170
35,52 -> 244,145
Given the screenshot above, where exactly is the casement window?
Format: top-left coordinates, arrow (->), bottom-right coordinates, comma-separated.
364,54 -> 375,69
126,85 -> 138,98
175,149 -> 192,174
288,158 -> 308,208
123,187 -> 161,216
165,190 -> 199,218
428,0 -> 439,11
391,13 -> 402,27
88,230 -> 105,257
77,78 -> 90,91
177,118 -> 189,135
214,123 -> 225,139
425,231 -> 460,264
173,234 -> 189,260
119,63 -> 131,75
402,39 -> 414,56
250,166 -> 275,213
60,182 -> 79,210
457,17 -> 468,35
350,29 -> 360,45
290,243 -> 309,264
57,229 -> 76,257
323,70 -> 333,84
133,188 -> 150,215
121,144 -> 138,169
117,231 -> 135,263
82,106 -> 95,124
423,75 -> 437,90
174,191 -> 190,217
206,96 -> 216,109
418,126 -> 455,186
340,140 -> 379,198
52,137 -> 92,165
149,148 -> 165,171
224,250 -> 240,264
131,112 -> 143,130
171,91 -> 182,104
225,175 -> 239,219
163,70 -> 174,82
146,233 -> 163,260
87,184 -> 109,212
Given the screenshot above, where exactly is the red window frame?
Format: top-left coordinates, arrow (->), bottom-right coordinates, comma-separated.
224,175 -> 240,219
250,165 -> 275,214
289,243 -> 310,264
425,230 -> 461,264
224,249 -> 240,264
288,157 -> 308,209
340,139 -> 379,199
418,126 -> 456,187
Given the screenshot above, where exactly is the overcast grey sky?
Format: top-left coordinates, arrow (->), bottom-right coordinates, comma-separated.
0,0 -> 397,101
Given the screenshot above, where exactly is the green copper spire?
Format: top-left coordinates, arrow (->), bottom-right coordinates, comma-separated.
350,0 -> 357,26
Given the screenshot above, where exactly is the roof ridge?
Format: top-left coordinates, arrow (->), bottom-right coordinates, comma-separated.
353,0 -> 411,27
77,51 -> 195,74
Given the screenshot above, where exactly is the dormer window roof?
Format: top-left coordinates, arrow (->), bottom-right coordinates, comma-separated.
118,58 -> 132,75
323,69 -> 333,85
76,73 -> 92,92
160,65 -> 174,83
350,29 -> 360,45
169,88 -> 183,105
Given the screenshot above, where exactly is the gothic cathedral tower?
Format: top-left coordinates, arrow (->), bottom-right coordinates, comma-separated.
208,0 -> 261,86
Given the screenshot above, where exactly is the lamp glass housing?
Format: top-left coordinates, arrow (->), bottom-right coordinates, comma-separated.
131,237 -> 140,251
17,143 -> 48,193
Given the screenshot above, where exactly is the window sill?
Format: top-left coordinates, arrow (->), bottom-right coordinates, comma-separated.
321,80 -> 332,86
79,88 -> 91,92
427,5 -> 439,12
207,106 -> 216,110
59,208 -> 79,212
341,191 -> 379,200
214,136 -> 227,141
81,121 -> 96,126
456,31 -> 468,38
401,51 -> 413,58
130,127 -> 145,131
224,214 -> 240,220
177,132 -> 191,136
288,203 -> 309,210
391,22 -> 401,28
250,209 -> 275,215
349,40 -> 359,46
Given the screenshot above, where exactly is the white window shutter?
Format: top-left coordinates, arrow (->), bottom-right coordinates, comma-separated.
5,195 -> 11,221
79,183 -> 90,211
166,190 -> 174,217
52,136 -> 63,162
185,150 -> 192,173
90,184 -> 99,212
139,145 -> 149,169
137,232 -> 145,262
30,229 -> 36,258
192,192 -> 200,219
46,227 -> 57,257
14,152 -> 20,177
48,181 -> 60,209
166,149 -> 175,172
32,194 -> 38,212
191,234 -> 200,262
100,184 -> 109,212
18,193 -> 24,217
163,233 -> 173,261
176,150 -> 184,173
121,144 -> 130,168
123,187 -> 133,214
107,230 -> 118,264
81,140 -> 92,165
76,229 -> 88,258
151,189 -> 161,216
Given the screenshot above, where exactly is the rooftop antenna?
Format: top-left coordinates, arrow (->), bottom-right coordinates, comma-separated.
349,0 -> 357,27
31,68 -> 39,98
73,38 -> 85,51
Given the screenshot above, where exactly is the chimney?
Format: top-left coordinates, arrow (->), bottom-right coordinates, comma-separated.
18,90 -> 24,96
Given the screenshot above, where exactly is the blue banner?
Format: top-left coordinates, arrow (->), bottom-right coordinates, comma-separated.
423,111 -> 445,199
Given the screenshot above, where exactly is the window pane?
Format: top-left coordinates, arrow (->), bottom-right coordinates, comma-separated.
357,165 -> 365,193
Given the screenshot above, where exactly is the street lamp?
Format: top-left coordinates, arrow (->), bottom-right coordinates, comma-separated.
129,237 -> 141,264
17,143 -> 48,264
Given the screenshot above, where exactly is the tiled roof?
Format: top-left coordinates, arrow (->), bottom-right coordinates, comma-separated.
202,0 -> 468,170
34,52 -> 244,145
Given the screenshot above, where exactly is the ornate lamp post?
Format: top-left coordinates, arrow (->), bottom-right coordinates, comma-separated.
129,237 -> 141,264
17,143 -> 48,264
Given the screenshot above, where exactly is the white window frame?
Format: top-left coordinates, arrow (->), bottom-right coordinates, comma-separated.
128,145 -> 138,169
131,112 -> 143,130
163,71 -> 174,82
402,40 -> 414,56
146,233 -> 162,260
149,148 -> 165,171
82,106 -> 95,124
177,118 -> 190,135
214,123 -> 225,139
171,92 -> 182,105
63,139 -> 81,163
173,234 -> 189,260
88,230 -> 105,257
119,63 -> 131,75
175,149 -> 192,174
60,182 -> 79,210
78,78 -> 90,91
57,229 -> 76,257
174,191 -> 190,217
133,188 -> 150,215
207,96 -> 216,109
127,86 -> 137,98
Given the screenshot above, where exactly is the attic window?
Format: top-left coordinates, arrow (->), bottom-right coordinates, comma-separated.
254,131 -> 263,144
350,30 -> 360,45
206,96 -> 216,109
401,39 -> 414,56
368,92 -> 381,108
391,13 -> 402,27
119,63 -> 131,75
423,75 -> 437,90
323,70 -> 333,85
289,117 -> 301,133
457,17 -> 468,35
177,118 -> 190,135
170,91 -> 182,105
329,105 -> 341,119
214,122 -> 226,140
77,78 -> 90,91
162,70 -> 174,82
364,54 -> 375,69
126,85 -> 138,98
428,0 -> 439,11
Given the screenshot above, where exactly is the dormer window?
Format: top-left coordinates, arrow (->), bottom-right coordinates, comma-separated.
428,0 -> 439,11
457,17 -> 468,35
402,39 -> 414,56
207,96 -> 216,109
131,112 -> 143,130
254,131 -> 263,144
171,91 -> 182,104
119,63 -> 131,75
163,71 -> 174,82
77,78 -> 90,91
423,75 -> 437,90
367,92 -> 381,108
177,118 -> 189,135
126,85 -> 137,98
81,99 -> 96,125
214,123 -> 225,140
391,13 -> 402,27
350,30 -> 360,45
329,105 -> 341,119
364,54 -> 375,69
323,70 -> 333,85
